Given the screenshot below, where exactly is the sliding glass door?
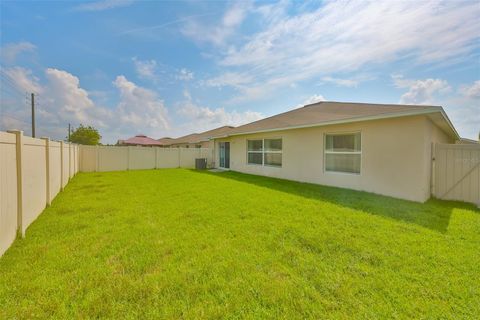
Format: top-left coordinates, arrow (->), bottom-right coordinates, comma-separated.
219,142 -> 230,169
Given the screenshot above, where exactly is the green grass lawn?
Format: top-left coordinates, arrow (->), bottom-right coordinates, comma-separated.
0,169 -> 479,319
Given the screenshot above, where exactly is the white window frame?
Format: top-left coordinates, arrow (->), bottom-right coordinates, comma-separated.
247,138 -> 282,167
324,131 -> 361,175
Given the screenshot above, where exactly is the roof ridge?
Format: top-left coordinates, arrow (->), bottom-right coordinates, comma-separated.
232,101 -> 326,129
304,100 -> 442,108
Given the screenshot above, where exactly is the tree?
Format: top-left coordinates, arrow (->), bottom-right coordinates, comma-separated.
68,124 -> 101,145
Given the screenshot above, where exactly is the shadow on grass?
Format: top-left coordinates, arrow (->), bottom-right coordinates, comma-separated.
195,170 -> 478,233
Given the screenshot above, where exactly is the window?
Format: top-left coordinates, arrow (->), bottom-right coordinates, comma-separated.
247,140 -> 263,165
247,139 -> 282,167
324,132 -> 361,174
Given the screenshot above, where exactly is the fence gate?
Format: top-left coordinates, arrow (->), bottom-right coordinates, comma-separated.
432,143 -> 480,206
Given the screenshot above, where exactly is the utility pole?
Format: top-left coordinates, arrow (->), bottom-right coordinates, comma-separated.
68,123 -> 71,142
31,93 -> 35,138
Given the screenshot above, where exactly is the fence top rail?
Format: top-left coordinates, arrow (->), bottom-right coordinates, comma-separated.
436,143 -> 480,150
80,145 -> 210,151
0,130 -> 80,146
49,141 -> 61,147
0,131 -> 16,144
23,136 -> 47,146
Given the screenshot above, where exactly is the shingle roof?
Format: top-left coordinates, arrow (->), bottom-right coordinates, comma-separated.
215,101 -> 445,137
166,126 -> 235,145
195,126 -> 235,142
120,134 -> 165,146
168,133 -> 201,145
157,137 -> 174,144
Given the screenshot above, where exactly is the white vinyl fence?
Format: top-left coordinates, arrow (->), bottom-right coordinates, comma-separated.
0,130 -> 79,256
79,145 -> 213,172
433,143 -> 480,206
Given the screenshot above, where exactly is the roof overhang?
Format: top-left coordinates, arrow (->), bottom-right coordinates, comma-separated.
211,107 -> 460,140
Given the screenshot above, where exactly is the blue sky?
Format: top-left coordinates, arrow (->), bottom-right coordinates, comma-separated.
0,0 -> 479,143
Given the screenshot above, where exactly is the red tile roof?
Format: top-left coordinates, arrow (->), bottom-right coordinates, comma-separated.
119,134 -> 165,146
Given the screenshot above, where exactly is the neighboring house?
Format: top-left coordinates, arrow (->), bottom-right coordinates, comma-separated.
211,101 -> 459,202
165,126 -> 235,148
157,137 -> 175,145
166,133 -> 202,148
117,134 -> 166,147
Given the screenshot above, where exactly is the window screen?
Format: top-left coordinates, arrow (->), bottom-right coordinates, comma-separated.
325,133 -> 361,174
247,139 -> 282,167
248,140 -> 263,151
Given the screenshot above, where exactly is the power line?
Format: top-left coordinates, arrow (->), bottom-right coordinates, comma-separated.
0,72 -> 28,95
2,113 -> 31,125
0,89 -> 27,102
0,80 -> 27,98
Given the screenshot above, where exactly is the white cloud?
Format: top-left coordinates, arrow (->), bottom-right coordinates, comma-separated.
74,0 -> 134,12
393,75 -> 451,104
443,97 -> 480,140
1,42 -> 36,64
293,94 -> 326,109
176,68 -> 194,81
113,75 -> 169,130
44,68 -> 99,124
181,2 -> 251,46
392,76 -> 478,139
319,76 -> 359,88
197,1 -> 479,102
303,94 -> 326,105
459,80 -> 480,99
3,66 -> 43,93
132,57 -> 157,81
176,90 -> 263,132
204,72 -> 253,88
0,67 -> 170,142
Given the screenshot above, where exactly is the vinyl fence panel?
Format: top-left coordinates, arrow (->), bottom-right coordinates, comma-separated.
49,141 -> 62,201
22,136 -> 48,234
433,143 -> 480,205
0,130 -> 79,257
129,146 -> 156,170
0,132 -> 18,257
79,145 -> 97,172
62,142 -> 70,188
79,146 -> 213,172
156,149 -> 180,168
98,146 -> 129,171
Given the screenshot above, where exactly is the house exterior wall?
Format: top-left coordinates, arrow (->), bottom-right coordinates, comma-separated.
169,141 -> 211,149
214,115 -> 453,202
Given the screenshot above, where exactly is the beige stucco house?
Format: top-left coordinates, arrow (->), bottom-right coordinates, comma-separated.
211,101 -> 459,202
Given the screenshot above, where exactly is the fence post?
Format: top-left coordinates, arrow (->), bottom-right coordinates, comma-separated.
73,144 -> 77,176
7,130 -> 24,238
96,145 -> 99,172
127,146 -> 131,170
68,142 -> 71,179
41,137 -> 51,206
76,145 -> 78,174
60,141 -> 64,190
155,147 -> 158,169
